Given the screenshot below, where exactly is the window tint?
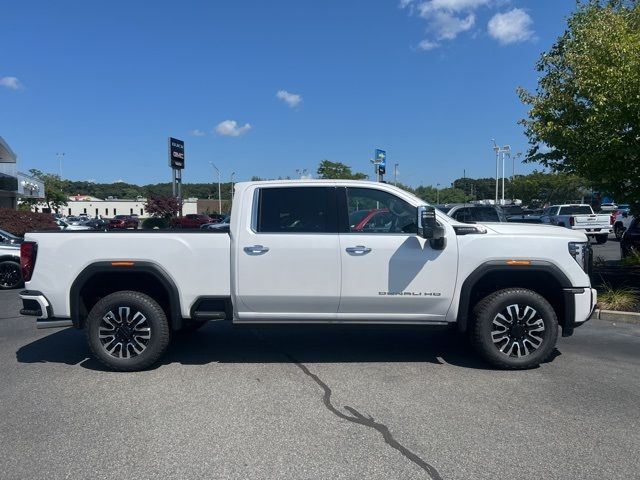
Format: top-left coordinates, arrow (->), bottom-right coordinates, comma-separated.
559,206 -> 592,215
257,187 -> 336,233
346,188 -> 416,234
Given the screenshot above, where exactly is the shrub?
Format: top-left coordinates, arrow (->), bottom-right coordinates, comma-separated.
620,250 -> 640,267
141,217 -> 169,230
598,282 -> 638,312
0,208 -> 58,236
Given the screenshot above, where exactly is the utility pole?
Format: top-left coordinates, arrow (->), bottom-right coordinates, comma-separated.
394,163 -> 399,186
436,183 -> 441,204
230,172 -> 236,200
209,161 -> 221,214
491,140 -> 510,204
56,152 -> 65,178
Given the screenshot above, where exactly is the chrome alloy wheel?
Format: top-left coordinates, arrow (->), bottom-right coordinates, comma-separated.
98,307 -> 151,359
0,262 -> 21,288
491,304 -> 545,358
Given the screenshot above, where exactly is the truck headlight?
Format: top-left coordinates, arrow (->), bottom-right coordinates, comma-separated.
568,241 -> 591,273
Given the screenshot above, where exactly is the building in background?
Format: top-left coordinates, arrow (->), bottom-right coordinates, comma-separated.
35,196 -> 198,218
0,137 -> 19,208
0,137 -> 45,209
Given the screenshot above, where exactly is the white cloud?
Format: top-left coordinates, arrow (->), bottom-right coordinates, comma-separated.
276,90 -> 302,108
0,76 -> 24,90
401,1 -> 534,48
214,120 -> 252,137
189,129 -> 206,136
488,8 -> 534,44
417,39 -> 440,51
429,11 -> 475,40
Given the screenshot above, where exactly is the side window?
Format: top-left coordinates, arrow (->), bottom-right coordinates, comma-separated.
346,187 -> 416,234
452,208 -> 470,223
257,187 -> 336,233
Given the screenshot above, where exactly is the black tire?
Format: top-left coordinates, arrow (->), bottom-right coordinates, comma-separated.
596,234 -> 608,244
471,288 -> 558,369
0,260 -> 24,290
85,291 -> 170,371
614,224 -> 625,241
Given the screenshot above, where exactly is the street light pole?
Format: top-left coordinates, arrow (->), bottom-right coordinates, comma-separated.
230,172 -> 236,200
394,163 -> 399,186
56,152 -> 65,178
436,183 -> 441,204
209,161 -> 221,214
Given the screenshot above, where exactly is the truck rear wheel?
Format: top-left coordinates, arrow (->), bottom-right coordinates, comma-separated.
85,291 -> 170,371
596,234 -> 608,244
471,288 -> 558,369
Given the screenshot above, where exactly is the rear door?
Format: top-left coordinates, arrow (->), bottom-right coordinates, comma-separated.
235,186 -> 341,320
337,186 -> 458,321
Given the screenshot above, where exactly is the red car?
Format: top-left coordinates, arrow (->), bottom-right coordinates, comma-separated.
171,214 -> 219,229
108,215 -> 139,230
349,209 -> 392,232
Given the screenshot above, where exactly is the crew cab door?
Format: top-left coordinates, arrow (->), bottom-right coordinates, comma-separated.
337,187 -> 458,321
234,185 -> 341,320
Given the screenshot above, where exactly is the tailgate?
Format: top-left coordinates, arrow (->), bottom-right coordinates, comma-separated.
573,215 -> 610,228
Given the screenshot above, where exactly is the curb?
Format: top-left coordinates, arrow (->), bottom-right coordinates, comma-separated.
590,309 -> 640,325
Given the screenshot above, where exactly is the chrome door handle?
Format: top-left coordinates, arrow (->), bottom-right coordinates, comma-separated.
244,245 -> 270,255
345,245 -> 371,255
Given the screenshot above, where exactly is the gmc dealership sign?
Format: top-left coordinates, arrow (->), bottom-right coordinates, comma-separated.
169,137 -> 185,169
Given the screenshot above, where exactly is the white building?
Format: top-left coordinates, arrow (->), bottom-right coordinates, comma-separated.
36,195 -> 198,218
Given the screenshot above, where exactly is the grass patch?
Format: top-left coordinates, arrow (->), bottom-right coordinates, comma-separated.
620,250 -> 640,267
597,282 -> 638,312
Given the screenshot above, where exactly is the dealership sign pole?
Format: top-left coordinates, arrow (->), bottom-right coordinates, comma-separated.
169,137 -> 185,216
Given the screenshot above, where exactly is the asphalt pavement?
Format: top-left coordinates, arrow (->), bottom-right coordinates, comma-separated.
1,288 -> 639,480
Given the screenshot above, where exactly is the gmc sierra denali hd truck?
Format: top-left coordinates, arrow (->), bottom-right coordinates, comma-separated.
19,180 -> 596,371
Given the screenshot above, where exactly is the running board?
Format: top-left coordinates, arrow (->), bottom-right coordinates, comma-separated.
37,319 -> 74,329
191,311 -> 226,322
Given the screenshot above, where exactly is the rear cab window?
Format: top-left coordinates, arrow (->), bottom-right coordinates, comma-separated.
559,206 -> 593,215
256,187 -> 337,233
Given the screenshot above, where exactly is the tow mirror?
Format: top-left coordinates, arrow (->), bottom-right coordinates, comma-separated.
418,206 -> 446,249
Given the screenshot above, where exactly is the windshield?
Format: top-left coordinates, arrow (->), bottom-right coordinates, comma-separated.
0,229 -> 20,241
559,206 -> 593,215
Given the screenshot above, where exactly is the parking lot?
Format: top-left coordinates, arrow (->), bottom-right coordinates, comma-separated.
1,286 -> 639,480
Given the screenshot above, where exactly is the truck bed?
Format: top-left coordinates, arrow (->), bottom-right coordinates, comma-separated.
24,230 -> 231,319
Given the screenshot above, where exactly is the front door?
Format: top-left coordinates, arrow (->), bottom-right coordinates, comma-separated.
235,185 -> 341,320
338,187 -> 458,321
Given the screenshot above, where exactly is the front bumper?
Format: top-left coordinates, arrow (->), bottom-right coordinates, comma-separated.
561,287 -> 597,337
19,290 -> 73,329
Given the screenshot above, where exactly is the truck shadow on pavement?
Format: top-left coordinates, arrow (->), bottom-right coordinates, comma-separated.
15,321 -> 561,372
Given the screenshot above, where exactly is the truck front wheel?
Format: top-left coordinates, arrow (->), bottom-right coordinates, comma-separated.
85,291 -> 170,371
471,288 -> 558,369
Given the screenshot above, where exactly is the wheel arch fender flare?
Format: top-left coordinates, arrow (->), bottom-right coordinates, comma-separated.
70,261 -> 182,330
456,261 -> 573,333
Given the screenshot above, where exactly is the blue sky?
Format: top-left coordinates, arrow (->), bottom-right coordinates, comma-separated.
1,0 -> 576,188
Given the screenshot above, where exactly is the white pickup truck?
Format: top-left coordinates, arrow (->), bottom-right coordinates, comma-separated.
19,180 -> 597,371
540,204 -> 613,244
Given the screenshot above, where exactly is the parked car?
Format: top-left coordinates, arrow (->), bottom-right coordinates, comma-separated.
599,203 -> 618,213
503,206 -> 544,224
613,210 -> 634,240
0,243 -> 22,289
108,215 -> 139,230
57,219 -> 92,231
201,216 -> 230,230
20,180 -> 596,371
171,214 -> 217,229
0,228 -> 23,245
84,218 -> 110,231
540,204 -> 612,244
621,218 -> 640,258
436,204 -> 507,223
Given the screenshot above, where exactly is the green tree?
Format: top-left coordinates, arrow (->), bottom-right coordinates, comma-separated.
26,169 -> 68,211
316,160 -> 368,180
509,171 -> 587,207
518,0 -> 640,212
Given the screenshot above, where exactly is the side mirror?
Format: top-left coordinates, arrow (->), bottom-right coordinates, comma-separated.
418,206 -> 446,249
